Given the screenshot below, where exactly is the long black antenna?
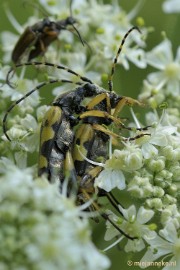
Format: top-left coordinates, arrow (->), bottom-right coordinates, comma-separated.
4,61 -> 93,141
6,61 -> 92,87
108,26 -> 141,92
71,24 -> 85,46
3,79 -> 83,141
69,0 -> 85,46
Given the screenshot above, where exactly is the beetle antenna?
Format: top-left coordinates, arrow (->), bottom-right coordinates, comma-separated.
3,79 -> 83,142
108,26 -> 141,92
6,61 -> 93,88
71,24 -> 85,46
69,28 -> 92,51
68,0 -> 85,47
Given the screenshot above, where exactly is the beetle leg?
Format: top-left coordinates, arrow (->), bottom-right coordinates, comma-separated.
79,110 -> 123,125
86,92 -> 111,114
113,96 -> 142,118
92,124 -> 119,138
79,166 -> 103,194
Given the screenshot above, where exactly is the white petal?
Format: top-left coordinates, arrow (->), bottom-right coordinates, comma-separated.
175,47 -> 180,63
125,238 -> 145,252
147,71 -> 166,84
127,48 -> 147,69
95,169 -> 126,192
144,234 -> 173,254
163,256 -> 180,270
159,223 -> 177,243
160,126 -> 177,135
21,114 -> 38,130
140,247 -> 170,268
142,143 -> 158,159
118,205 -> 136,221
150,134 -> 168,146
166,79 -> 180,96
104,225 -> 119,241
137,207 -> 155,224
146,40 -> 173,68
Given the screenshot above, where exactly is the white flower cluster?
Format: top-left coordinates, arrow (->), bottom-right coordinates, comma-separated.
0,0 -> 180,269
0,158 -> 110,270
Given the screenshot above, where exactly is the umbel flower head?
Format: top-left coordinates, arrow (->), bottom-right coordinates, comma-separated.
0,158 -> 110,270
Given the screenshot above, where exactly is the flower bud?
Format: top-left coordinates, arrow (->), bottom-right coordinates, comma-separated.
153,186 -> 165,197
146,198 -> 163,210
167,184 -> 177,196
147,157 -> 165,172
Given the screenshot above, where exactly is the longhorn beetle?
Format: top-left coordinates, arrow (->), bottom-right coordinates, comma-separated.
4,26 -> 144,240
12,0 -> 84,63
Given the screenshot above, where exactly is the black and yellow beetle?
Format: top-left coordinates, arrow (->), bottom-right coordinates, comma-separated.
37,89 -> 137,240
3,26 -> 142,239
12,1 -> 84,63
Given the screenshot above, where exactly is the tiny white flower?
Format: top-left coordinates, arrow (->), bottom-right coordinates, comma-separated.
20,114 -> 40,152
104,205 -> 156,252
141,223 -> 180,270
162,0 -> 180,13
161,204 -> 180,228
139,80 -> 166,108
95,143 -> 143,192
95,168 -> 126,192
2,77 -> 40,107
138,113 -> 177,159
146,39 -> 180,95
128,175 -> 154,198
1,31 -> 18,63
97,24 -> 146,70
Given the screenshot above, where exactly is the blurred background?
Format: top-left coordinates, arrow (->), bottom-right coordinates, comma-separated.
0,1 -> 179,269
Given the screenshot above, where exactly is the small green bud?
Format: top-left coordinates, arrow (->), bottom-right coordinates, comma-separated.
96,28 -> 105,34
149,97 -> 158,109
47,0 -> 56,6
136,17 -> 145,27
116,217 -> 123,225
101,73 -> 108,83
148,223 -> 157,231
64,44 -> 72,50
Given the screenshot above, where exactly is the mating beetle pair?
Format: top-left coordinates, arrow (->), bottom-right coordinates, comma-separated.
4,26 -> 144,240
